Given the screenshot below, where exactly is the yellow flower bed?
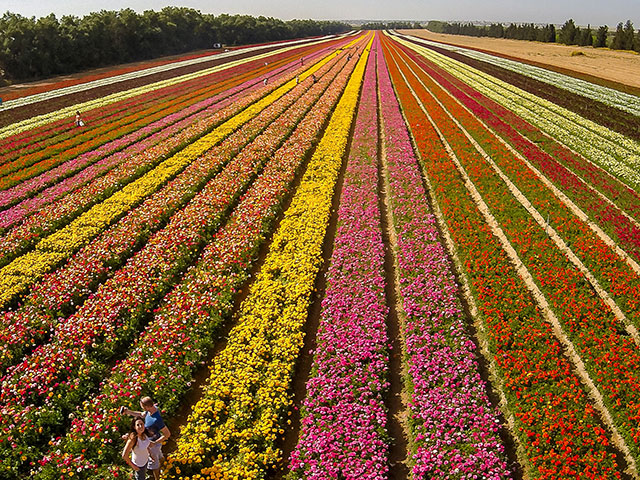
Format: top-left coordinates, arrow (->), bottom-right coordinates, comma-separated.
0,50 -> 343,309
163,34 -> 373,480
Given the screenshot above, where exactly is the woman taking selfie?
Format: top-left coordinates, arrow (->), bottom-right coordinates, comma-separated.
122,416 -> 155,480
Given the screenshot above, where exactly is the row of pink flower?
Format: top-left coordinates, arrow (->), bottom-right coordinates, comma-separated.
0,51 -> 347,375
288,38 -> 390,480
409,49 -> 640,264
0,47 -> 322,221
34,51 -> 358,480
376,46 -> 511,478
0,44 -> 320,187
0,50 -> 326,269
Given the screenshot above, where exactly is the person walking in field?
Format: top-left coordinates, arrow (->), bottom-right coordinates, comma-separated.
122,416 -> 156,480
121,397 -> 171,480
75,111 -> 84,127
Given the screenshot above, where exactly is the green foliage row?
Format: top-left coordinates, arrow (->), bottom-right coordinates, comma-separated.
0,7 -> 351,83
427,18 -> 640,52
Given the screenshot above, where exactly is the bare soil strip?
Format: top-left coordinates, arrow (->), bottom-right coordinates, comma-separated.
378,103 -> 410,478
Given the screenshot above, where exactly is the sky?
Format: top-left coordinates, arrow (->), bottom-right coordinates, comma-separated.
3,0 -> 639,27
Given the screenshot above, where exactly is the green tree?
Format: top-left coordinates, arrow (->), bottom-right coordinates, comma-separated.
624,20 -> 636,50
595,25 -> 608,47
559,18 -> 578,44
612,22 -> 625,49
579,25 -> 593,46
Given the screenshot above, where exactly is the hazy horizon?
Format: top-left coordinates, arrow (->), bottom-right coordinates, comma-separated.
3,0 -> 640,28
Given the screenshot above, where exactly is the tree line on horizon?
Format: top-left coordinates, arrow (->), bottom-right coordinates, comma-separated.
359,21 -> 423,30
427,19 -> 640,52
0,7 -> 351,84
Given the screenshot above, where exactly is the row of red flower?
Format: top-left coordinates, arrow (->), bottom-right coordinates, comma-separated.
382,34 -> 621,479
400,44 -> 640,266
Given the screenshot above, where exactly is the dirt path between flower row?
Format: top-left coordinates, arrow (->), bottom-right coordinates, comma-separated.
399,29 -> 640,96
401,63 -> 639,477
378,103 -> 411,479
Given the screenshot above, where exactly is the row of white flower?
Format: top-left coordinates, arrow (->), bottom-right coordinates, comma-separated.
394,31 -> 640,118
0,35 -> 335,113
0,35 -> 339,140
393,35 -> 640,190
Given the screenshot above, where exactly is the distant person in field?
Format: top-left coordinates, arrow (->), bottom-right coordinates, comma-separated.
263,78 -> 268,86
75,111 -> 84,127
122,416 -> 156,480
121,396 -> 170,480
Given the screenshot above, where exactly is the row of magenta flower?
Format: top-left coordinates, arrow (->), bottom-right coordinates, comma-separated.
0,36 -> 364,478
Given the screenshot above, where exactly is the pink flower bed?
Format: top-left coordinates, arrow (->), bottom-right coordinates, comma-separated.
377,44 -> 511,479
289,37 -> 390,480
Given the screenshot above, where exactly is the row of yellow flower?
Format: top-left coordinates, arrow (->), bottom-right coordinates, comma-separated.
0,53 -> 338,309
0,37 -> 337,140
162,34 -> 373,480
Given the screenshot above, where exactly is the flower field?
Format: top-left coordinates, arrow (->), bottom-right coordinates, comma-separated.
1,28 -> 640,480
